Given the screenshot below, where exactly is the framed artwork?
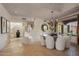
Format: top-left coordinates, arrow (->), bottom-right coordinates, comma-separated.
0,17 -> 2,34
1,17 -> 7,34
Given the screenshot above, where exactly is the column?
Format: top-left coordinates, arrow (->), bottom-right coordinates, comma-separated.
67,25 -> 70,33
61,25 -> 64,34
77,14 -> 79,45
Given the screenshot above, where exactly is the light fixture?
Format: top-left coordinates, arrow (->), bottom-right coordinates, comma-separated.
14,11 -> 18,14
51,10 -> 53,13
49,10 -> 57,32
22,17 -> 26,20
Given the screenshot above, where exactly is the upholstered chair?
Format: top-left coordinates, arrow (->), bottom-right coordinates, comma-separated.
45,35 -> 54,49
63,35 -> 71,48
40,33 -> 46,46
56,35 -> 65,51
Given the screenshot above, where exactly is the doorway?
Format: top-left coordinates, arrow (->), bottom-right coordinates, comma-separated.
10,22 -> 23,40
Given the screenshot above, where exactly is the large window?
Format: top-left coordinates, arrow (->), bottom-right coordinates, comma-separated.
67,21 -> 77,35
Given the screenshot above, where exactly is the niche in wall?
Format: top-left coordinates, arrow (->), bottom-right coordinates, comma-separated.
25,21 -> 34,33
57,20 -> 64,34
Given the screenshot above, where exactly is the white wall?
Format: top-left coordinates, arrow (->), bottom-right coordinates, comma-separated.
0,4 -> 11,50
10,17 -> 45,43
30,18 -> 44,42
0,34 -> 9,50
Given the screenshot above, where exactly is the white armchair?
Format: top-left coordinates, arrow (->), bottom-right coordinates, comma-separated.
40,33 -> 46,46
45,35 -> 54,49
40,36 -> 46,46
63,35 -> 71,48
56,35 -> 65,51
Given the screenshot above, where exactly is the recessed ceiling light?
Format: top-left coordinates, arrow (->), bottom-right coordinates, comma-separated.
14,11 -> 18,14
51,10 -> 53,13
22,17 -> 26,20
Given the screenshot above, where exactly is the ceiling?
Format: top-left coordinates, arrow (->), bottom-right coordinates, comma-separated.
2,3 -> 79,20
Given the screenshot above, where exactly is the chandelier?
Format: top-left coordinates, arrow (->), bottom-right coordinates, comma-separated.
47,10 -> 56,32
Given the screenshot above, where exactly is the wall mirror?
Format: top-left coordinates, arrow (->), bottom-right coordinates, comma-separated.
41,24 -> 48,32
